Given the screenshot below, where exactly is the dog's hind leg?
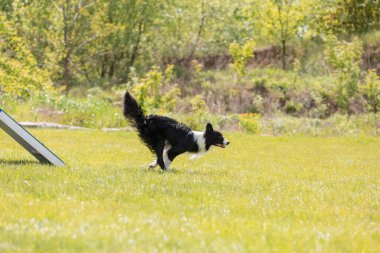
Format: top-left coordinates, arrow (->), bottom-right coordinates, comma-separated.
148,159 -> 158,168
153,140 -> 166,170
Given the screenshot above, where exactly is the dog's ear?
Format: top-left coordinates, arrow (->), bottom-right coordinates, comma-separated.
206,123 -> 213,133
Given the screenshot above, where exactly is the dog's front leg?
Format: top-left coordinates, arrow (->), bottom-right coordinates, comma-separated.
164,146 -> 186,170
162,149 -> 171,170
161,141 -> 173,170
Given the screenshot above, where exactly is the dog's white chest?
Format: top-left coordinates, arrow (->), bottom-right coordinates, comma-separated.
191,131 -> 207,159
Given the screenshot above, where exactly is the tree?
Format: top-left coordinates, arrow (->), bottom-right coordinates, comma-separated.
57,0 -> 98,90
91,0 -> 161,83
149,0 -> 246,62
0,14 -> 54,98
244,0 -> 309,69
6,0 -> 161,89
1,0 -> 252,88
10,0 -> 99,90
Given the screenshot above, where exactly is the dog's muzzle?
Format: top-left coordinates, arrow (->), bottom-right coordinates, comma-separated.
216,139 -> 230,148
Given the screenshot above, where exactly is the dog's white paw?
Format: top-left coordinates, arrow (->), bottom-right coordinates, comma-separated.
148,160 -> 158,168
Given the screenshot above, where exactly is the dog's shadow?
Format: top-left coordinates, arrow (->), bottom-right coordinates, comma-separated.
142,166 -> 205,175
0,159 -> 40,166
142,167 -> 179,174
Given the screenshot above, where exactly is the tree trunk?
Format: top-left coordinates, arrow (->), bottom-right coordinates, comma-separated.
63,0 -> 72,91
101,55 -> 107,78
63,56 -> 71,90
189,0 -> 206,60
281,39 -> 286,69
129,18 -> 144,69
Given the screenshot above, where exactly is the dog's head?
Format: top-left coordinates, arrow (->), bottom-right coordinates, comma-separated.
204,123 -> 230,149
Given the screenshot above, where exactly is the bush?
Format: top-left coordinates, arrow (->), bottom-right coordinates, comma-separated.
259,114 -> 380,136
362,69 -> 380,113
180,95 -> 210,130
238,113 -> 261,134
229,40 -> 255,83
324,35 -> 363,114
309,91 -> 329,118
129,65 -> 180,114
284,100 -> 303,115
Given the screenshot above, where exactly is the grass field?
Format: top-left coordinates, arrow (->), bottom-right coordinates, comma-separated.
0,129 -> 379,252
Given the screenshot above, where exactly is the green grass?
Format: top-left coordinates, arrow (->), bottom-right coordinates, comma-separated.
0,129 -> 379,252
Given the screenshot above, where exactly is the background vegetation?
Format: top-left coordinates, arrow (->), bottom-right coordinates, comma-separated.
1,0 -> 380,133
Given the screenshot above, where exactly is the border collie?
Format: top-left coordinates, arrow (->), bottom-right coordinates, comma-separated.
123,92 -> 230,170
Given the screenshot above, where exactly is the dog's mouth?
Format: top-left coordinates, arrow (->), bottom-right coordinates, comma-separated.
215,143 -> 225,148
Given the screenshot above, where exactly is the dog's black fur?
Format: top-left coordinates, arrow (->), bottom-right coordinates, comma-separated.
123,92 -> 229,170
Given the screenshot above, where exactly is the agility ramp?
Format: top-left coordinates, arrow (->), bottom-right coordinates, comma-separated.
0,108 -> 65,166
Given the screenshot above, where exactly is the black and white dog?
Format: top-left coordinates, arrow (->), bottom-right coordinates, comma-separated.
123,92 -> 230,170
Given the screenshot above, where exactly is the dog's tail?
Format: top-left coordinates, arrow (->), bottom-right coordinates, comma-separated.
123,92 -> 146,129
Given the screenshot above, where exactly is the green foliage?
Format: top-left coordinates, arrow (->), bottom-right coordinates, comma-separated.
229,40 -> 255,82
243,0 -> 310,69
150,0 -> 246,59
191,94 -> 206,112
315,0 -> 380,35
284,100 -> 303,115
309,91 -> 329,119
251,67 -> 304,91
237,113 -> 260,134
260,114 -> 380,136
324,35 -> 363,113
264,0 -> 309,39
55,95 -> 125,128
362,69 -> 380,113
130,65 -> 180,114
0,14 -> 55,98
1,0 -> 380,123
248,67 -> 331,116
183,94 -> 209,130
12,0 -> 101,89
2,0 -> 248,88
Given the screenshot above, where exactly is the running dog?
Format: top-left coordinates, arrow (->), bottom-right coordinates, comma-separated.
123,92 -> 230,170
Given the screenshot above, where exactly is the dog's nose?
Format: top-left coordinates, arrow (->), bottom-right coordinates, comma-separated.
226,140 -> 230,145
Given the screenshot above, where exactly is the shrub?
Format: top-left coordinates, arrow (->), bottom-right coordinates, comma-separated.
324,35 -> 363,114
238,113 -> 261,134
250,94 -> 265,113
309,91 -> 329,118
129,65 -> 179,114
284,100 -> 303,115
362,69 -> 380,113
183,95 -> 210,130
229,40 -> 255,83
